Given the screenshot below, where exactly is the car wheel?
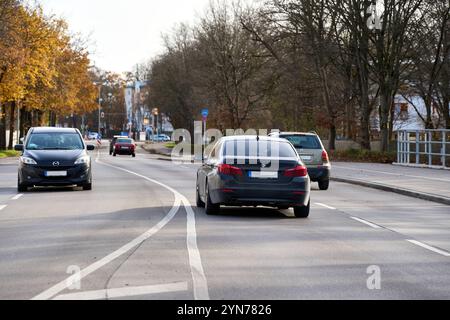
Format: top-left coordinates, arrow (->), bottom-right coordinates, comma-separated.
132,153 -> 136,158
83,182 -> 92,191
205,184 -> 220,215
318,180 -> 330,191
18,177 -> 28,192
113,152 -> 117,157
294,201 -> 310,218
196,185 -> 205,208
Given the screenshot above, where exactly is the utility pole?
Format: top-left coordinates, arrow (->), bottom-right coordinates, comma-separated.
98,85 -> 102,136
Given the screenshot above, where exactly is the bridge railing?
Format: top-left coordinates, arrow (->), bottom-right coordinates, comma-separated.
395,129 -> 450,169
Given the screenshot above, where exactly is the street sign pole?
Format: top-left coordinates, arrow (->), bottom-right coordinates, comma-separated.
201,109 -> 209,160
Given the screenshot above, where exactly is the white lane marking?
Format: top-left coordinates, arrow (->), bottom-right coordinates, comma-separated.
32,197 -> 182,300
350,217 -> 382,229
406,240 -> 450,257
333,165 -> 450,183
0,205 -> 6,211
53,282 -> 188,300
96,159 -> 210,300
11,194 -> 23,200
315,203 -> 336,210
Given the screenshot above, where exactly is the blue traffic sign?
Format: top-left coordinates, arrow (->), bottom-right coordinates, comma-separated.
201,109 -> 209,118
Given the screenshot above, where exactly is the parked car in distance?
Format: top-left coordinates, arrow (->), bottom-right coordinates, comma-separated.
87,132 -> 101,140
14,127 -> 95,192
152,134 -> 171,142
270,131 -> 331,190
196,136 -> 311,218
113,138 -> 136,157
110,135 -> 129,155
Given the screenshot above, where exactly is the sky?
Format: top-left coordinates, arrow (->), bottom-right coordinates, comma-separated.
39,0 -> 215,74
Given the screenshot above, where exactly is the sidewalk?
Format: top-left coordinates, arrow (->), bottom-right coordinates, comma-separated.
331,162 -> 450,205
141,142 -> 173,157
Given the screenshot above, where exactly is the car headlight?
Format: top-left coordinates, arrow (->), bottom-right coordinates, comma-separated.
74,156 -> 90,165
20,157 -> 37,165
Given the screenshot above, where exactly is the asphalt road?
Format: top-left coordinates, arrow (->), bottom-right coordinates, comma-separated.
0,147 -> 449,300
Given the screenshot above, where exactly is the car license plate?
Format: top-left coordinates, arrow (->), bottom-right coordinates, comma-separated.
249,171 -> 278,179
301,155 -> 313,161
45,171 -> 67,177
121,147 -> 129,150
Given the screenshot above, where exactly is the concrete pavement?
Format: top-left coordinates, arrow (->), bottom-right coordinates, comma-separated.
332,162 -> 450,205
0,146 -> 449,300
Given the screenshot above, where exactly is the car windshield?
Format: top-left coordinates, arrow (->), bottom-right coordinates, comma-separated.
117,139 -> 133,144
223,140 -> 298,158
281,135 -> 322,150
26,133 -> 84,150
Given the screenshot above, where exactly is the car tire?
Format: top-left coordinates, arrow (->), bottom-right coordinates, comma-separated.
113,152 -> 117,157
132,153 -> 136,158
294,201 -> 310,218
18,177 -> 28,192
318,180 -> 330,191
83,183 -> 92,191
205,184 -> 220,215
196,185 -> 205,208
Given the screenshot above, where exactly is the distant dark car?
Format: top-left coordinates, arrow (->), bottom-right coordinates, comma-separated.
196,136 -> 311,218
110,135 -> 129,155
15,127 -> 95,192
113,138 -> 136,157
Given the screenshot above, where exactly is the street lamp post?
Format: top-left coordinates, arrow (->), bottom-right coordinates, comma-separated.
98,85 -> 102,137
152,108 -> 159,142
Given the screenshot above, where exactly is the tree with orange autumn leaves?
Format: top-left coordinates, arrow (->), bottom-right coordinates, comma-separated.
0,0 -> 97,149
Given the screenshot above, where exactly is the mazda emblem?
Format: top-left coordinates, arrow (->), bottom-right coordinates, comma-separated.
52,161 -> 60,167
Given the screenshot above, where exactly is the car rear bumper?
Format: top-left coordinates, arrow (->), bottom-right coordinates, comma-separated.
19,165 -> 91,187
115,151 -> 135,155
209,178 -> 311,207
307,166 -> 331,182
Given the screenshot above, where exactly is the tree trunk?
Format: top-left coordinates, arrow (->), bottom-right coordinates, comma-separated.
328,122 -> 336,151
379,88 -> 394,152
424,96 -> 434,129
0,102 -> 6,150
359,98 -> 372,150
444,97 -> 450,129
8,101 -> 16,149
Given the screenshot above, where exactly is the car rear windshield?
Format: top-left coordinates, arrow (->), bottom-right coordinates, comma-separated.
281,135 -> 322,150
117,139 -> 133,144
223,140 -> 298,158
26,133 -> 84,150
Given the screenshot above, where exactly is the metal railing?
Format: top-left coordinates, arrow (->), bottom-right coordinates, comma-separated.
396,129 -> 450,169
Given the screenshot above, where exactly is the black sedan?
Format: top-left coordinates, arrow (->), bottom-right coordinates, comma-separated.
196,136 -> 311,218
15,127 -> 95,192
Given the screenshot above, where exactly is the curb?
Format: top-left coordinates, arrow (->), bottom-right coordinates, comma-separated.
331,177 -> 450,206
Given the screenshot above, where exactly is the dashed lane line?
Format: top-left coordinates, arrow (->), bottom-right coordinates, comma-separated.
11,194 -> 23,200
314,203 -> 336,210
406,240 -> 450,257
350,217 -> 382,229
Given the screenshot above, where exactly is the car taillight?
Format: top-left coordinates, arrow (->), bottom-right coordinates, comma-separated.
284,165 -> 308,177
218,164 -> 243,176
322,150 -> 329,162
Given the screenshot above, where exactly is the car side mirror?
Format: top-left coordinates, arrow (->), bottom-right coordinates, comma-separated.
87,145 -> 95,151
14,144 -> 24,151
